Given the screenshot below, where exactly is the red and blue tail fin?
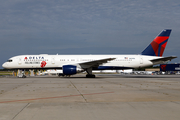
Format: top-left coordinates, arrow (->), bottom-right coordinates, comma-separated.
141,29 -> 171,57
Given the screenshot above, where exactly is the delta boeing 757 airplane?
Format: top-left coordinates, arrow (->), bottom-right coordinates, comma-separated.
2,29 -> 177,78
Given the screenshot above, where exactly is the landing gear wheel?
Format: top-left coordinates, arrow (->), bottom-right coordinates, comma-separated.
86,74 -> 96,78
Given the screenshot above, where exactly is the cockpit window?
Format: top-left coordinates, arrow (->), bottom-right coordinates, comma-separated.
7,59 -> 13,62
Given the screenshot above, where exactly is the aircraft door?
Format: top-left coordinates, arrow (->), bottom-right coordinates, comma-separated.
18,57 -> 22,65
51,57 -> 55,64
140,57 -> 143,64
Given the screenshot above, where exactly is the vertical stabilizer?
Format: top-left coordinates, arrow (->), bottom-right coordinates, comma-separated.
141,29 -> 171,56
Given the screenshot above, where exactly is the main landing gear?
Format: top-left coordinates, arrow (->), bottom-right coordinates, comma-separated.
86,68 -> 96,78
86,74 -> 96,78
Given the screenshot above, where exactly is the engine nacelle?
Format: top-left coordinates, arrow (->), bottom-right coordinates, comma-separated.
62,65 -> 84,75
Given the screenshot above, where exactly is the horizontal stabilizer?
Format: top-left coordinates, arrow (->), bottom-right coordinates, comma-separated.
150,56 -> 177,64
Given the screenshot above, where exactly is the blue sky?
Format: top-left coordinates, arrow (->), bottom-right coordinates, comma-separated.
1,0 -> 180,68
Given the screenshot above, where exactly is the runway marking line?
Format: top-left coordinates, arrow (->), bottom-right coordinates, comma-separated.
0,91 -> 114,103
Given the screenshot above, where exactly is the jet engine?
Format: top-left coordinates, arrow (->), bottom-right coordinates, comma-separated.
62,65 -> 84,75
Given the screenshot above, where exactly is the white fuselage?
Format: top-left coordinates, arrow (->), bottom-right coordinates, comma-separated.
2,54 -> 161,69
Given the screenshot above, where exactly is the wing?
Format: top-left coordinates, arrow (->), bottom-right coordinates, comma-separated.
150,56 -> 177,64
79,58 -> 116,69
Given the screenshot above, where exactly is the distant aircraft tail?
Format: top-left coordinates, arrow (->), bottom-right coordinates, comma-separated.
141,29 -> 171,57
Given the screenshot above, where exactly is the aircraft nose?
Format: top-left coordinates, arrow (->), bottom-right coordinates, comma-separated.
2,62 -> 8,68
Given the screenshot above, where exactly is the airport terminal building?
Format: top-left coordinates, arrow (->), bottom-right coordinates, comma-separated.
160,64 -> 180,72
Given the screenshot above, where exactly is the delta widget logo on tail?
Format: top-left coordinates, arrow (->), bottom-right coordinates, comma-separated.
141,29 -> 171,57
151,35 -> 169,56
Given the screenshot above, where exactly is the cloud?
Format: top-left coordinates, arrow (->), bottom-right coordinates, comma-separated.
1,0 -> 180,68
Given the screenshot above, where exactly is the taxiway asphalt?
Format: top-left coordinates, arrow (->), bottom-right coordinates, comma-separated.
0,74 -> 180,120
